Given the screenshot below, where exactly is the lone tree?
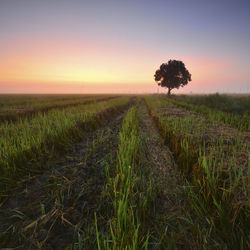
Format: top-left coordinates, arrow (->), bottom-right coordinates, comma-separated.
154,60 -> 191,96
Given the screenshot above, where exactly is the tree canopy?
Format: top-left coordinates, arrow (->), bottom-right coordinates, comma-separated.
154,60 -> 191,96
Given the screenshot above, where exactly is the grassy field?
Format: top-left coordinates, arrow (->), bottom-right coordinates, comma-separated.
0,94 -> 249,249
0,94 -> 120,123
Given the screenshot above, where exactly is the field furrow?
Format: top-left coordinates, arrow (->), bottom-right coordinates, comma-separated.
137,101 -> 203,249
94,105 -> 151,249
0,100 -> 130,249
145,95 -> 249,248
0,97 -> 131,197
0,95 -> 120,123
0,94 -> 249,249
94,100 -> 209,249
170,97 -> 250,131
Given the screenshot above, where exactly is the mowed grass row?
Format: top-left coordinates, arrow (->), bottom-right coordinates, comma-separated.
173,93 -> 250,115
0,94 -> 116,109
0,94 -> 119,123
168,95 -> 250,131
145,96 -> 249,249
95,106 -> 154,249
0,97 -> 131,192
0,94 -> 77,107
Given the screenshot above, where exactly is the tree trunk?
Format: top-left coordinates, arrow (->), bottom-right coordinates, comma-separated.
167,88 -> 171,97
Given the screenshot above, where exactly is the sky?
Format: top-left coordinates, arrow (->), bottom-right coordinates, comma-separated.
0,0 -> 249,94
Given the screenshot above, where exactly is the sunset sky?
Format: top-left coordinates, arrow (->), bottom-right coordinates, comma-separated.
0,0 -> 249,94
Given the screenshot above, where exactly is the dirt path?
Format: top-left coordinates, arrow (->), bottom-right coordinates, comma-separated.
0,105 -> 130,249
139,102 -> 179,215
138,101 -> 198,249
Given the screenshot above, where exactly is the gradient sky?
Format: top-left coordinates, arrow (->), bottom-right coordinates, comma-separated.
0,0 -> 249,93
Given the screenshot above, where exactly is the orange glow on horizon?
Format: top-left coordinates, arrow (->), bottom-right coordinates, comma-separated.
1,38 -> 249,93
0,37 -> 154,85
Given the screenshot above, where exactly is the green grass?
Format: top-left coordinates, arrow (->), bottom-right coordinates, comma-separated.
0,94 -> 119,109
0,97 -> 131,195
94,106 -> 153,249
170,94 -> 250,131
145,95 -> 249,248
174,93 -> 250,115
0,94 -> 120,122
1,94 -> 249,249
